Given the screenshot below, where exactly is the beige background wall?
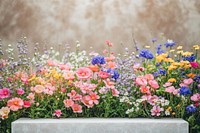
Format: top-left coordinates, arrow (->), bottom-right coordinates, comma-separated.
0,0 -> 200,54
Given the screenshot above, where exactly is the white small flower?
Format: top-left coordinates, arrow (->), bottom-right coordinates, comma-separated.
165,110 -> 170,116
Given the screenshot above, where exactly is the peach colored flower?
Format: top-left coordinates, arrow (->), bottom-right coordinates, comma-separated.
145,74 -> 154,81
89,92 -> 100,104
27,93 -> 35,102
112,88 -> 119,97
149,80 -> 159,89
23,100 -> 31,108
104,79 -> 115,89
72,104 -> 82,113
67,90 -> 76,98
88,65 -> 99,72
61,88 -> 66,93
7,97 -> 24,111
63,71 -> 75,80
140,86 -> 150,94
59,64 -> 70,70
34,85 -> 45,93
135,76 -> 147,86
82,96 -> 94,108
64,99 -> 74,108
76,67 -> 92,80
108,61 -> 116,69
0,107 -> 10,120
105,55 -> 115,62
98,71 -> 109,79
53,109 -> 62,117
0,88 -> 10,99
47,60 -> 57,66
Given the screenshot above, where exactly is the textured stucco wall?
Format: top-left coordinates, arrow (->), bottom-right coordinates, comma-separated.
0,0 -> 200,54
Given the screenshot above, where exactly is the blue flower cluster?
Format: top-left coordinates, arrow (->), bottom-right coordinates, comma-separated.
158,68 -> 166,75
164,40 -> 176,48
179,86 -> 191,96
107,68 -> 119,80
186,105 -> 197,113
139,49 -> 154,59
156,44 -> 164,55
183,54 -> 196,62
91,55 -> 106,65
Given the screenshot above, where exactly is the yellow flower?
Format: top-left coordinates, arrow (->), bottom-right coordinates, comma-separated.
168,65 -> 177,71
193,45 -> 199,50
28,75 -> 36,82
172,112 -> 176,115
182,52 -> 193,57
177,50 -> 183,54
145,46 -> 150,49
184,64 -> 191,69
170,50 -> 175,52
167,107 -> 172,112
177,46 -> 182,50
164,58 -> 174,63
168,78 -> 176,83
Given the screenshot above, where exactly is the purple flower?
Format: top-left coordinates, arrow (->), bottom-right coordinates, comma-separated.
139,49 -> 154,59
152,38 -> 157,43
91,55 -> 106,65
164,39 -> 176,48
186,105 -> 197,113
179,86 -> 191,96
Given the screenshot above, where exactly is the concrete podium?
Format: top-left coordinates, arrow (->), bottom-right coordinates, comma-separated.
12,118 -> 188,133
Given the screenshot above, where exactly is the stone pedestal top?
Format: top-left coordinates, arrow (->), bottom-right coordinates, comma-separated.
12,118 -> 189,133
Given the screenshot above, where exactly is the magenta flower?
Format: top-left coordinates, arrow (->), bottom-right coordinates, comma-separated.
0,88 -> 10,99
190,62 -> 199,68
17,88 -> 25,95
151,106 -> 163,116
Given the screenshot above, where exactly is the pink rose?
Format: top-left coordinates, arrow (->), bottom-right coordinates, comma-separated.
76,67 -> 92,80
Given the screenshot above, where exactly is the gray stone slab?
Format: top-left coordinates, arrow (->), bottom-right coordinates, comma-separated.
12,118 -> 188,133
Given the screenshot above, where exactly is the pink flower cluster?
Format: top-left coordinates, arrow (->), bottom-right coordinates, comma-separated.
135,74 -> 159,95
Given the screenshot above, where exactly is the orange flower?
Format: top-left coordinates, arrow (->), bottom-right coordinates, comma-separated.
108,61 -> 116,69
88,65 -> 99,72
187,73 -> 196,78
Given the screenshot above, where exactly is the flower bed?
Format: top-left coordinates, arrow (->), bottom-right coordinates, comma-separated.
0,38 -> 199,133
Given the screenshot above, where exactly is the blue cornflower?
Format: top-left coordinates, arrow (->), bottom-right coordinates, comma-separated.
139,49 -> 154,59
179,86 -> 191,96
193,75 -> 200,82
153,72 -> 159,77
183,54 -> 196,62
156,63 -> 161,67
107,68 -> 119,80
91,55 -> 106,65
158,68 -> 166,75
164,39 -> 176,48
186,105 -> 197,113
